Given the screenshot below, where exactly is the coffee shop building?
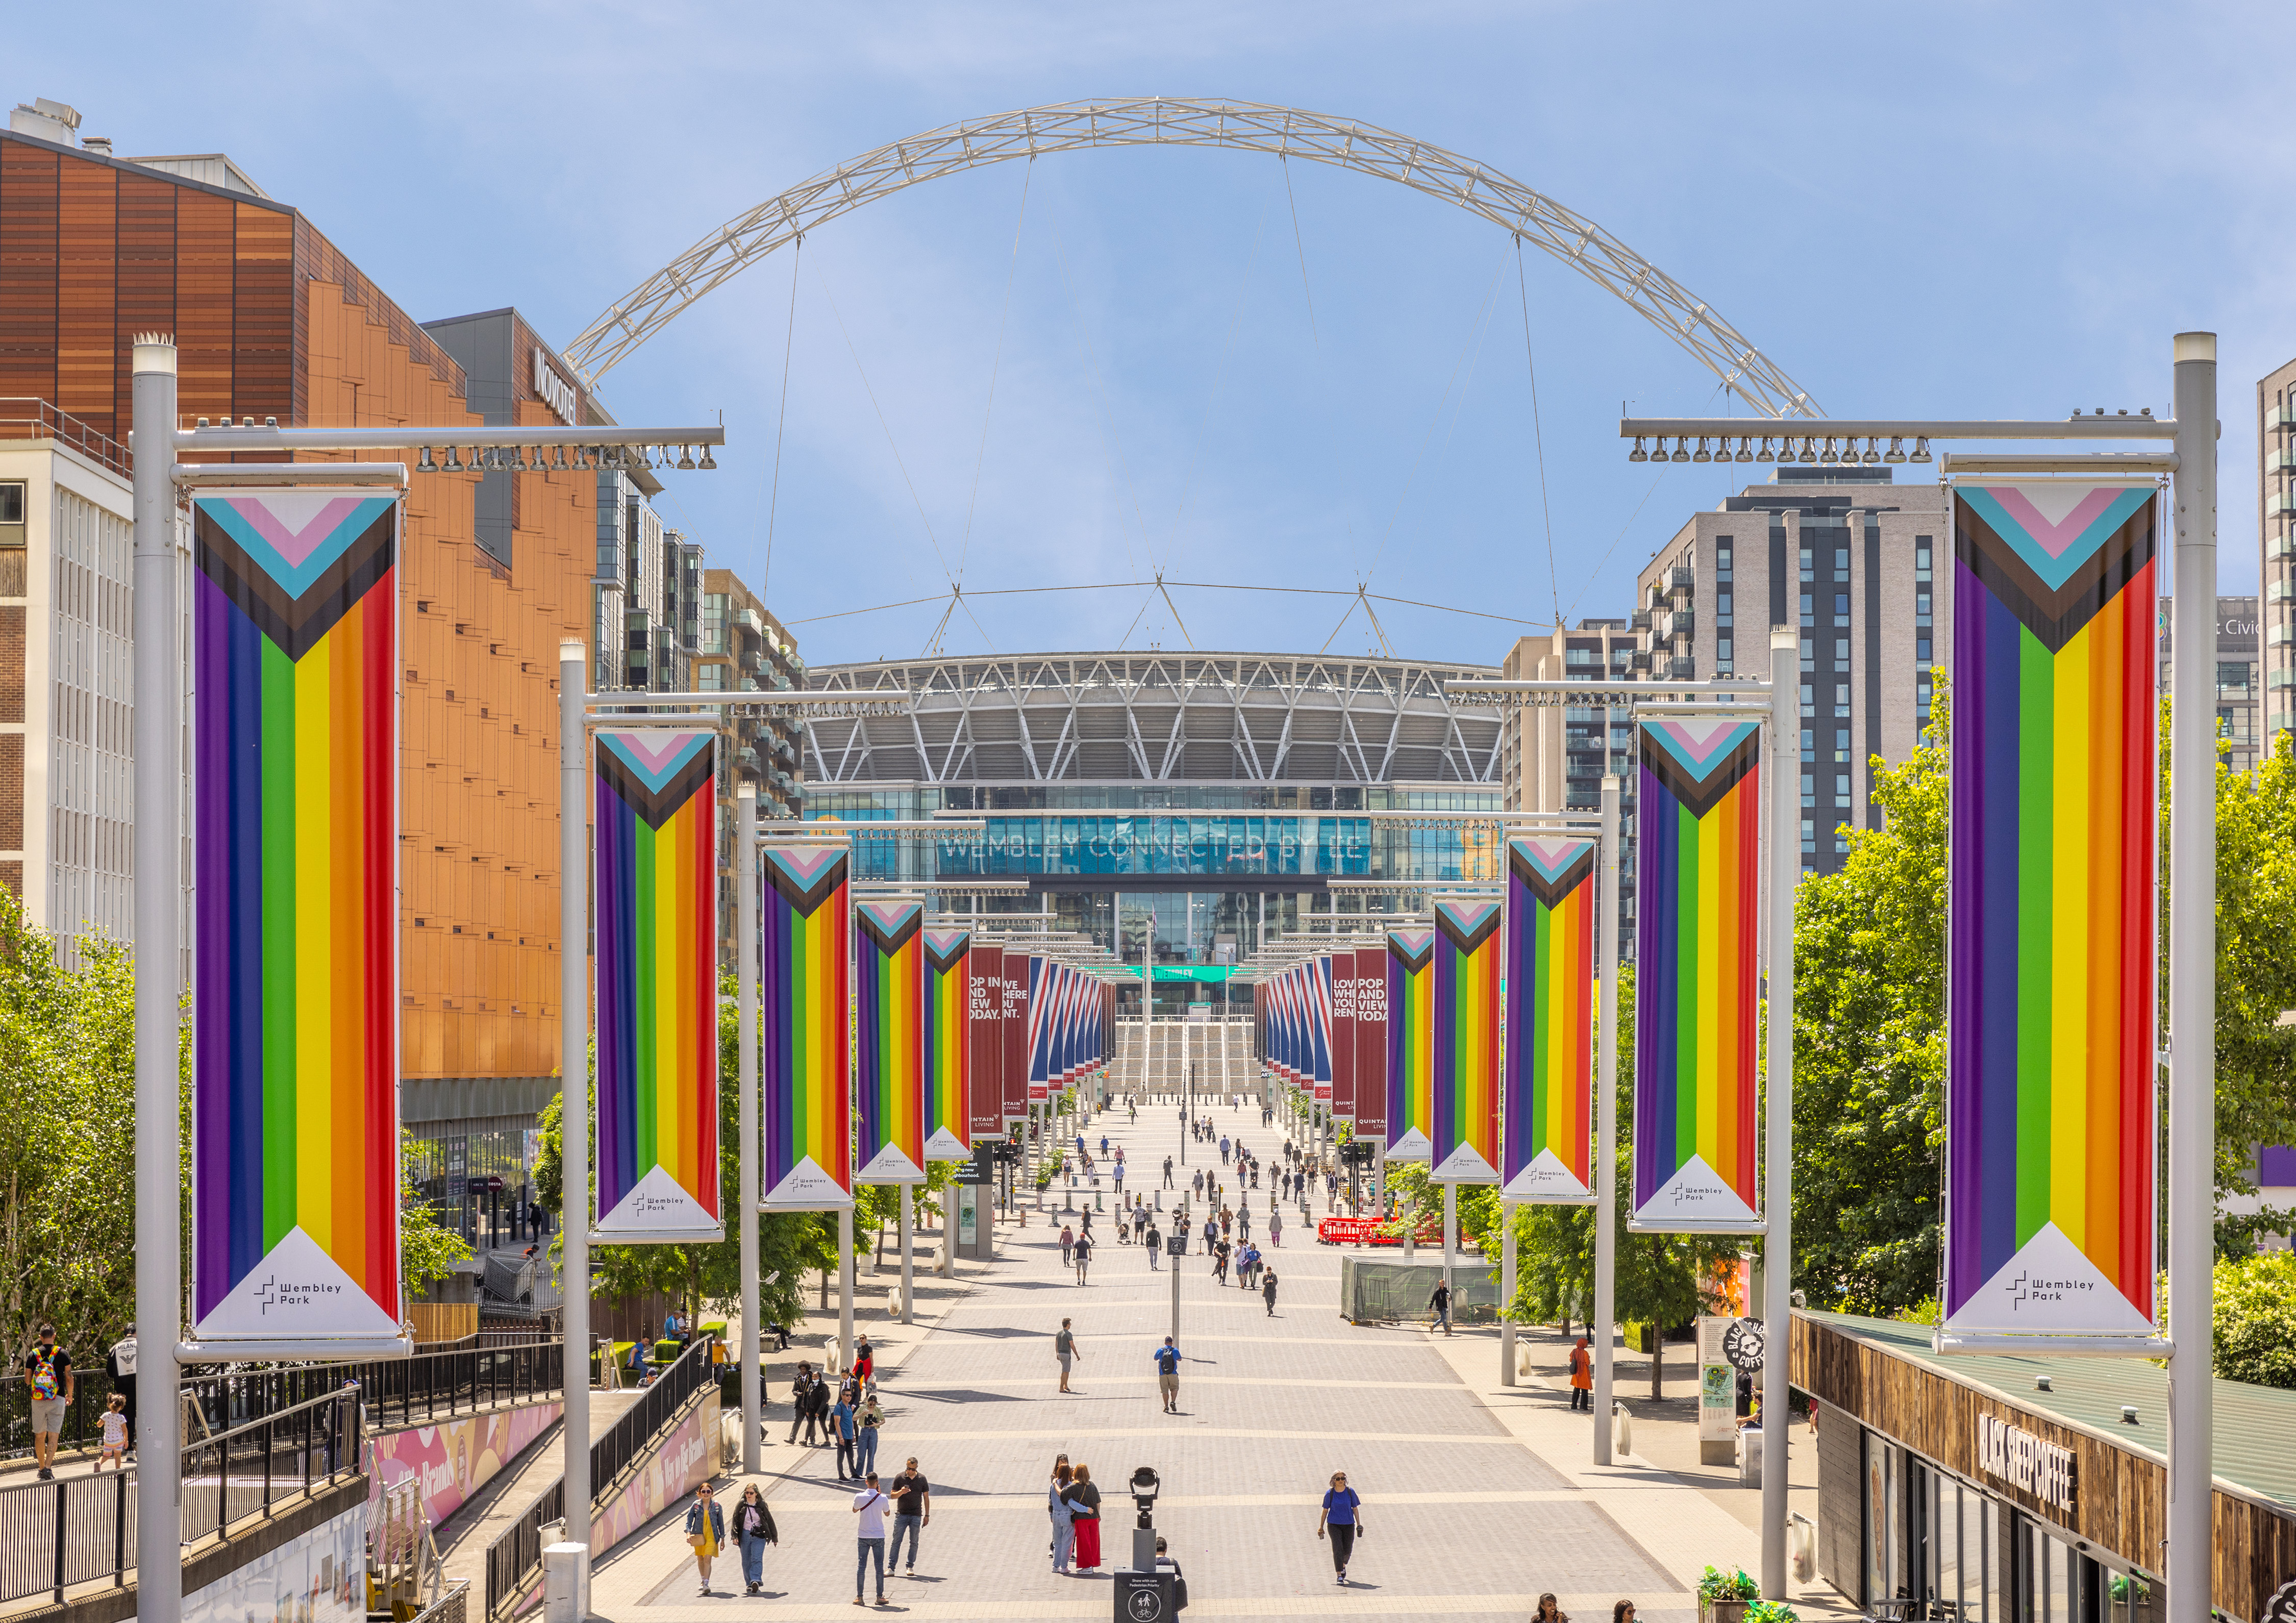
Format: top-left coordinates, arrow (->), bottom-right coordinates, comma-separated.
1790,1313 -> 2296,1623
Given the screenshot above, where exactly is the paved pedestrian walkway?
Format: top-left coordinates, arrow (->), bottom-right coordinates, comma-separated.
584,1097 -> 1832,1620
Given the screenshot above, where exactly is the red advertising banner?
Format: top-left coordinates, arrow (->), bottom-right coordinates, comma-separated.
966,943 -> 1006,1140
1331,949 -> 1359,1121
1353,944 -> 1389,1139
1000,951 -> 1031,1121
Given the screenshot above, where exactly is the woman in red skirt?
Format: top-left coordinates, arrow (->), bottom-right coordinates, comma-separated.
1065,1463 -> 1103,1571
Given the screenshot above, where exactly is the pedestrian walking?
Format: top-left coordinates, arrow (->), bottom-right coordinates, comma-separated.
1060,1223 -> 1075,1266
857,1393 -> 883,1478
853,1332 -> 876,1392
1263,1267 -> 1280,1315
852,1471 -> 892,1606
1074,1233 -> 1092,1285
1163,1156 -> 1175,1190
1212,1237 -> 1231,1284
1153,1337 -> 1182,1413
1317,1470 -> 1364,1585
1429,1279 -> 1453,1336
887,1456 -> 930,1576
1049,1460 -> 1077,1573
1066,1463 -> 1103,1571
1534,1593 -> 1571,1623
1055,1317 -> 1080,1392
1219,1134 -> 1232,1164
22,1324 -> 71,1480
684,1481 -> 726,1596
831,1389 -> 859,1479
107,1324 -> 136,1454
96,1393 -> 128,1471
1614,1602 -> 1639,1623
1270,1206 -> 1283,1247
1145,1220 -> 1162,1267
785,1364 -> 815,1445
733,1483 -> 777,1593
1569,1335 -> 1593,1411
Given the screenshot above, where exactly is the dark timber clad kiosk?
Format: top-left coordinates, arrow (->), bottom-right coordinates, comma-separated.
1790,1312 -> 2296,1623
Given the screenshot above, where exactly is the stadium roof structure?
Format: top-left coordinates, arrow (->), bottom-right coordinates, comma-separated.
802,651 -> 1503,787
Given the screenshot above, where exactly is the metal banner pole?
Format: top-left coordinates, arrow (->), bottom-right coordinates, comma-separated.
839,1207 -> 856,1367
2166,333 -> 2218,1623
1593,773 -> 1620,1464
559,641 -> 592,1544
130,335 -> 183,1618
900,1185 -> 914,1326
1500,1198 -> 1517,1384
1442,1182 -> 1457,1327
1761,627 -> 1799,1597
737,785 -> 761,1473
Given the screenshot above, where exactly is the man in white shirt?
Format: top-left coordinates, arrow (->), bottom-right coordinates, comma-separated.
852,1470 -> 892,1606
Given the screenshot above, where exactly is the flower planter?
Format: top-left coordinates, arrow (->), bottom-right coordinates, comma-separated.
1703,1601 -> 1750,1623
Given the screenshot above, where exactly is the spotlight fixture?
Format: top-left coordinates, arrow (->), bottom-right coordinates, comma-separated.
1754,437 -> 1775,463
1883,437 -> 1906,464
1669,437 -> 1690,464
1797,436 -> 1817,465
1862,437 -> 1881,465
1734,436 -> 1753,463
697,446 -> 718,471
443,446 -> 465,472
510,447 -> 531,473
1628,436 -> 1650,463
677,445 -> 696,470
1691,437 -> 1711,464
1909,436 -> 1933,464
549,446 -> 569,473
1818,436 -> 1838,465
416,446 -> 437,472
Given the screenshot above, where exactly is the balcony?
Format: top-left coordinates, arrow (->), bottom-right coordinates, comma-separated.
2270,405 -> 2296,432
1669,565 -> 1694,589
1630,610 -> 1652,631
2269,534 -> 2295,563
2270,493 -> 2296,517
1669,610 -> 1695,635
1667,656 -> 1695,678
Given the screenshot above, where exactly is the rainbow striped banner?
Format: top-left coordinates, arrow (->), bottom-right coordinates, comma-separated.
762,845 -> 852,1209
855,901 -> 927,1184
1431,900 -> 1502,1183
921,927 -> 971,1161
190,490 -> 402,1343
1945,483 -> 2159,1335
1634,718 -> 1761,1228
1503,837 -> 1598,1202
593,731 -> 722,1240
1311,955 -> 1335,1103
1384,927 -> 1435,1162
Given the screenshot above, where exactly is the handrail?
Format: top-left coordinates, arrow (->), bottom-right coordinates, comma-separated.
179,1379 -> 357,1458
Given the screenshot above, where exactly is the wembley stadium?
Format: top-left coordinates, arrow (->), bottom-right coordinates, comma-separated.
798,650 -> 1505,1016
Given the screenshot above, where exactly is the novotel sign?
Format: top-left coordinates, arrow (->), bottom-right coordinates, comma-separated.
532,347 -> 579,425
1975,1413 -> 2077,1514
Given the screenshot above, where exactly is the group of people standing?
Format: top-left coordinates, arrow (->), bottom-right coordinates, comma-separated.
782,1343 -> 888,1482
1045,1454 -> 1105,1574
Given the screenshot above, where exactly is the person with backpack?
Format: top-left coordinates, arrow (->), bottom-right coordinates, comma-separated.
733,1482 -> 777,1594
1569,1335 -> 1594,1411
1153,1336 -> 1183,1414
23,1325 -> 71,1481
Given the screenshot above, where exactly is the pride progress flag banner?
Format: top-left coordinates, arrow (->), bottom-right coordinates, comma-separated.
762,845 -> 852,1209
1944,483 -> 2158,1336
856,901 -> 927,1184
1633,718 -> 1761,1229
1385,927 -> 1435,1162
1503,837 -> 1597,1202
1430,900 -> 1501,1183
190,490 -> 402,1344
922,927 -> 972,1160
593,730 -> 722,1241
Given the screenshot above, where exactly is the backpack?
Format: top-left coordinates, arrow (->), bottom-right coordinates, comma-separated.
30,1349 -> 60,1401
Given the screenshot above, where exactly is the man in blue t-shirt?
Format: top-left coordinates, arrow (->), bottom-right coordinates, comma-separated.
1317,1469 -> 1364,1585
1152,1337 -> 1182,1414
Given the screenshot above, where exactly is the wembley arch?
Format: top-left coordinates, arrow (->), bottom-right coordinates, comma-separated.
561,96 -> 1819,417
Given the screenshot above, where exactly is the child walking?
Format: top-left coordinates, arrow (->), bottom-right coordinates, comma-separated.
97,1393 -> 128,1472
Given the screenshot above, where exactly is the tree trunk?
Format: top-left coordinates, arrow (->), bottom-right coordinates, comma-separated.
1651,1333 -> 1663,1402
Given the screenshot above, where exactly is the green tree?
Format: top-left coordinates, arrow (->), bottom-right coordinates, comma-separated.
398,1131 -> 472,1292
2209,737 -> 2296,1250
1788,689 -> 1949,1315
2210,1250 -> 2296,1388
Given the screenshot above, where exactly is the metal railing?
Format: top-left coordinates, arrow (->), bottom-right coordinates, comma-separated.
0,1383 -> 362,1607
0,399 -> 131,477
483,1340 -> 713,1620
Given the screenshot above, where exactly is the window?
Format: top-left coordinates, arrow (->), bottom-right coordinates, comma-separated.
1915,538 -> 1934,582
1835,727 -> 1851,763
1716,637 -> 1733,669
1716,540 -> 1734,578
0,480 -> 22,547
1835,547 -> 1850,572
1836,773 -> 1851,798
1835,637 -> 1851,663
1800,593 -> 1814,626
1801,817 -> 1816,853
1801,728 -> 1814,761
1801,773 -> 1815,808
1800,546 -> 1814,582
1834,591 -> 1851,622
1800,683 -> 1815,717
1716,588 -> 1733,627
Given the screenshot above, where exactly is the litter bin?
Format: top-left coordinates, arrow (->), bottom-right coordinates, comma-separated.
1737,1424 -> 1762,1487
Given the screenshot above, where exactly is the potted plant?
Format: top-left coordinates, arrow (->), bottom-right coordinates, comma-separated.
1698,1566 -> 1760,1623
1745,1601 -> 1800,1623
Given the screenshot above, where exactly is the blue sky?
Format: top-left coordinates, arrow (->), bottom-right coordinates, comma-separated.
23,2 -> 2293,664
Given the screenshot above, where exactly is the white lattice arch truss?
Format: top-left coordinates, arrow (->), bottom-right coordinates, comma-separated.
803,651 -> 1503,786
563,96 -> 1820,417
